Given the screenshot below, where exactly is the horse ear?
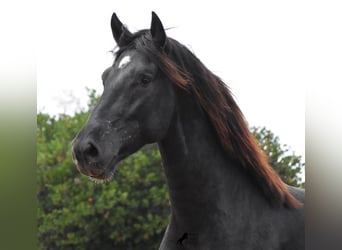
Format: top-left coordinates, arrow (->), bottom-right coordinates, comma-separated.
111,13 -> 123,44
111,13 -> 132,47
150,11 -> 166,49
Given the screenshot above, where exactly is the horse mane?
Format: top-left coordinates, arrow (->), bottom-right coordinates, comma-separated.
115,31 -> 302,209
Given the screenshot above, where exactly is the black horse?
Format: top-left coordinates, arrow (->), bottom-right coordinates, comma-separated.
72,12 -> 304,250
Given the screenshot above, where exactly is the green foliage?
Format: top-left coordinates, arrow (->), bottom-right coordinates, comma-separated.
37,110 -> 168,249
85,87 -> 100,111
37,90 -> 304,249
251,126 -> 305,187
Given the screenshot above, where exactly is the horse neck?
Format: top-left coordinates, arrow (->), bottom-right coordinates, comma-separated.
157,89 -> 261,230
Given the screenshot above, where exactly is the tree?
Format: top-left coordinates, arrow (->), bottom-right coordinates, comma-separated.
37,90 -> 305,249
251,126 -> 305,187
37,90 -> 169,249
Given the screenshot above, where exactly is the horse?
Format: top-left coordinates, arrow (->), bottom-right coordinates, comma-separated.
72,12 -> 305,250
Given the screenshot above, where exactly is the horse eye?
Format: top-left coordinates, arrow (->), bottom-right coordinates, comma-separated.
140,75 -> 153,86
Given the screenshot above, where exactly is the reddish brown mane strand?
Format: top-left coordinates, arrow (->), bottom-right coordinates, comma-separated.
159,56 -> 192,87
161,41 -> 301,209
126,33 -> 302,208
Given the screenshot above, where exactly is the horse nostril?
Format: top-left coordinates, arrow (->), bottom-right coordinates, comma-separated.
84,142 -> 99,158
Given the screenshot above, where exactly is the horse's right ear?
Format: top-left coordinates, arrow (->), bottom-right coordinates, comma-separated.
111,13 -> 132,47
111,13 -> 123,44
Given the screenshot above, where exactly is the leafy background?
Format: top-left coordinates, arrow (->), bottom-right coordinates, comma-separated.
37,90 -> 304,249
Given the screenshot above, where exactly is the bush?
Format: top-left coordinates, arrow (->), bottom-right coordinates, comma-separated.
37,91 -> 304,249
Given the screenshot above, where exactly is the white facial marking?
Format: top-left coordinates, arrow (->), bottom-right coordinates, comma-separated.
118,55 -> 131,69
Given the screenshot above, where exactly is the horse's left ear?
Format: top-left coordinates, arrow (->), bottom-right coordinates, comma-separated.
150,12 -> 166,49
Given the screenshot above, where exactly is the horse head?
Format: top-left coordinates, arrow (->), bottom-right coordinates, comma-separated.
72,12 -> 175,180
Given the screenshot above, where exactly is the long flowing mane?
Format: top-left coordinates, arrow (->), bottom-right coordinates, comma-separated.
114,30 -> 301,208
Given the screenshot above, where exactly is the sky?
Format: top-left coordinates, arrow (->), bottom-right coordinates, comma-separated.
37,0 -> 306,167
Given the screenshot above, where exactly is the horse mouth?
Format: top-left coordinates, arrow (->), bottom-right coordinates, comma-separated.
75,163 -> 116,182
73,155 -> 121,182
